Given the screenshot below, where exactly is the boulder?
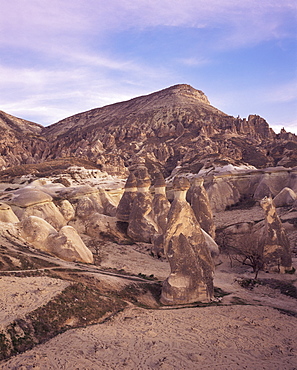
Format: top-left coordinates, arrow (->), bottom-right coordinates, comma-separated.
273,187 -> 297,208
75,196 -> 96,220
190,177 -> 215,238
57,200 -> 75,222
0,202 -> 19,223
20,216 -> 93,263
161,177 -> 214,305
254,171 -> 290,200
99,188 -> 117,217
20,215 -> 57,250
47,226 -> 94,264
260,197 -> 292,273
206,177 -> 240,212
10,188 -> 66,230
86,213 -> 129,243
11,188 -> 53,207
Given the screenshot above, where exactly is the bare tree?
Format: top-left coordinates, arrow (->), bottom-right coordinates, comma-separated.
229,234 -> 264,279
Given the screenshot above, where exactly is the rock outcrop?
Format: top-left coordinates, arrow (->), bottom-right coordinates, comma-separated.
150,172 -> 171,258
1,85 -> 297,178
0,203 -> 19,223
152,172 -> 170,233
20,216 -> 93,263
189,177 -> 215,238
161,177 -> 214,305
260,197 -> 292,273
7,188 -> 67,230
116,172 -> 137,222
127,167 -> 158,243
273,187 -> 297,208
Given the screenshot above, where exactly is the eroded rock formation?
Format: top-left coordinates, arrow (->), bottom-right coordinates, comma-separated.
189,177 -> 215,238
161,177 -> 214,305
127,167 -> 158,243
116,172 -> 137,222
20,215 -> 93,263
260,197 -> 292,273
1,85 -> 297,179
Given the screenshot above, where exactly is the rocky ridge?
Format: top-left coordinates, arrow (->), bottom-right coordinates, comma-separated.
0,84 -> 297,176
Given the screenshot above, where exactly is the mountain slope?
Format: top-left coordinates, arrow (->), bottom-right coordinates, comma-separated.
1,84 -> 296,175
0,111 -> 47,169
41,84 -> 282,176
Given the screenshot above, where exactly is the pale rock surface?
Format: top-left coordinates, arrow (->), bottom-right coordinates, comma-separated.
98,188 -> 117,217
273,187 -> 297,207
253,170 -> 290,200
0,203 -> 19,223
10,188 -> 53,207
260,197 -> 292,273
8,188 -> 66,230
201,229 -> 220,258
190,177 -> 216,238
20,216 -> 93,263
47,225 -> 93,264
161,177 -> 214,305
116,172 -> 137,222
75,196 -> 96,220
58,184 -> 116,216
20,215 -> 57,250
57,200 -> 75,222
85,213 -> 129,243
206,177 -> 240,212
127,167 -> 158,243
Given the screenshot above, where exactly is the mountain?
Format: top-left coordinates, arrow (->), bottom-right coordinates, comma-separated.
0,110 -> 47,169
1,84 -> 297,176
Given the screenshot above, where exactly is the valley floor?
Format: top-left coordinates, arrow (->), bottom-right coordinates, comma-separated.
1,205 -> 297,369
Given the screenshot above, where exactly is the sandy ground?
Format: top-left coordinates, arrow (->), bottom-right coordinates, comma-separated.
0,204 -> 297,369
0,277 -> 70,329
1,254 -> 297,370
1,304 -> 297,370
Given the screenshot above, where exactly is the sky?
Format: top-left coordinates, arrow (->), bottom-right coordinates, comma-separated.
0,1 -> 297,134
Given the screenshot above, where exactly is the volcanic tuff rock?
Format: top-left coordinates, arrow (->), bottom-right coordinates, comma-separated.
1,84 -> 297,177
0,110 -> 46,169
161,176 -> 214,305
260,197 -> 292,273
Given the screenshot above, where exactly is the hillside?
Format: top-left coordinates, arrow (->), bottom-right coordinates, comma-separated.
0,84 -> 297,176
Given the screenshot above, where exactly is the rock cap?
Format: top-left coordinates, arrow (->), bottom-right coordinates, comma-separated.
172,176 -> 190,191
154,172 -> 166,188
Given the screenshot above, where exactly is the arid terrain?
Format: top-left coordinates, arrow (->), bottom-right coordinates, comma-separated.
0,85 -> 297,369
0,199 -> 296,369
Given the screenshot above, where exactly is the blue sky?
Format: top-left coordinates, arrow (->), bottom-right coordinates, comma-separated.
0,0 -> 296,134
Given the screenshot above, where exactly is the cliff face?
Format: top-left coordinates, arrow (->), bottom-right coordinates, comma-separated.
1,85 -> 296,176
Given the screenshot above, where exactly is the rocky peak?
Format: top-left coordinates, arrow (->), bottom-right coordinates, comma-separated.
0,85 -> 297,176
145,84 -> 211,106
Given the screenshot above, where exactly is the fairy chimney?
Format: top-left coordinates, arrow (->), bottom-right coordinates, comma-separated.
151,172 -> 171,257
116,172 -> 137,222
260,196 -> 292,273
127,167 -> 158,242
161,176 -> 214,305
190,177 -> 215,238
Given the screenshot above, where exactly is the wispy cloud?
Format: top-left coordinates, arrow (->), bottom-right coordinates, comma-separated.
1,1 -> 295,51
263,81 -> 297,103
0,0 -> 296,132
